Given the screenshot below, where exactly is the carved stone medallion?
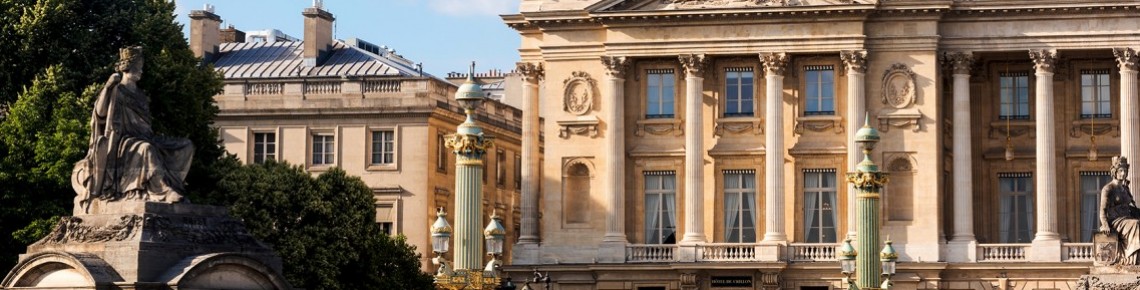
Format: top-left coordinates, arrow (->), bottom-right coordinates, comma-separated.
881,63 -> 917,109
563,71 -> 597,116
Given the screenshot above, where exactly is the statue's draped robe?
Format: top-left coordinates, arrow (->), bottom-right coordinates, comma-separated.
1103,181 -> 1140,265
74,81 -> 193,205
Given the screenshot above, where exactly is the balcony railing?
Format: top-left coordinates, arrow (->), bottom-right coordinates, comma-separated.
788,243 -> 838,262
697,243 -> 758,262
1062,243 -> 1093,262
626,244 -> 677,263
978,243 -> 1031,262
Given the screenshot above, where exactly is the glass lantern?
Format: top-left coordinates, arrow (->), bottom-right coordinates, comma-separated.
838,238 -> 857,274
484,210 -> 506,256
880,240 -> 898,276
431,207 -> 452,254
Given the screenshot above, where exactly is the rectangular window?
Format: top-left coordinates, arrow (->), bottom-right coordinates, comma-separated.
1081,70 -> 1111,119
724,170 -> 757,243
645,171 -> 677,244
371,130 -> 395,165
646,69 -> 676,119
1000,73 -> 1031,120
725,68 -> 755,117
803,169 -> 838,243
515,155 -> 522,190
311,134 -> 335,165
376,204 -> 396,235
998,173 -> 1034,243
437,133 -> 448,172
252,132 -> 276,164
804,66 -> 835,116
497,150 -> 506,187
1080,172 -> 1111,242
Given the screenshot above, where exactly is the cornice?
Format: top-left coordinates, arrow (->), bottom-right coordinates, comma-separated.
948,3 -> 1140,16
506,5 -> 878,30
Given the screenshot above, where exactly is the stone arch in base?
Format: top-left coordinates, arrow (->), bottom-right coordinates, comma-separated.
159,253 -> 291,290
2,251 -> 123,288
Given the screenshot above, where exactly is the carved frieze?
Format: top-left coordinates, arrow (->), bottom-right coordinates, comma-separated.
37,215 -> 142,244
558,116 -> 601,138
794,115 -> 843,135
34,213 -> 265,247
714,117 -> 763,137
881,63 -> 917,109
636,118 -> 684,136
563,71 -> 597,115
878,109 -> 923,132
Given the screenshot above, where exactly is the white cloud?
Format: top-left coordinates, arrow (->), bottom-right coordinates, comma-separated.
427,0 -> 519,16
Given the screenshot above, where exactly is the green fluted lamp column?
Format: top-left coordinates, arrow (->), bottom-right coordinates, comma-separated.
434,62 -> 498,290
846,117 -> 889,290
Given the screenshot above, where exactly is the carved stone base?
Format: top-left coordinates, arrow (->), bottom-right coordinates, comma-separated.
3,202 -> 291,289
1077,274 -> 1140,290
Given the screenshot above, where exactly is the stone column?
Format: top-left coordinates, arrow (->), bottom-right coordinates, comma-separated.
1115,48 -> 1139,184
760,52 -> 789,243
679,54 -> 709,244
517,62 -> 543,245
601,56 -> 631,245
945,51 -> 978,262
840,50 -> 867,241
1029,49 -> 1061,261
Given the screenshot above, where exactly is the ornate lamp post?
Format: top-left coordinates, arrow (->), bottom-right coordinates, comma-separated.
840,117 -> 896,290
432,63 -> 503,290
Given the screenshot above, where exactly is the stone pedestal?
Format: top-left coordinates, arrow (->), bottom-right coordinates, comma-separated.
1077,233 -> 1140,290
3,202 -> 291,290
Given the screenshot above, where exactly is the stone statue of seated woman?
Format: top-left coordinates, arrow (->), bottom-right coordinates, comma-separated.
1096,156 -> 1140,266
70,46 -> 194,214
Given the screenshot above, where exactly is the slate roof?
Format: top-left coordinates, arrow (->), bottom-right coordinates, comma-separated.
213,40 -> 426,79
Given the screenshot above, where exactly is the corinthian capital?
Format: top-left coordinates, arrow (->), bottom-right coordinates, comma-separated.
943,51 -> 974,75
840,50 -> 868,74
1114,48 -> 1139,72
759,52 -> 789,76
516,62 -> 544,83
600,56 -> 632,79
678,54 -> 709,77
1028,49 -> 1059,74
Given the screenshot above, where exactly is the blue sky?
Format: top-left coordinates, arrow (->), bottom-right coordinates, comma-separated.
174,0 -> 522,76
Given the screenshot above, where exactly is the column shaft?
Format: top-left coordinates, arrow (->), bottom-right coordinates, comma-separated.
761,53 -> 788,242
1031,51 -> 1060,241
841,50 -> 867,241
603,75 -> 628,242
681,69 -> 706,244
951,73 -> 976,241
518,63 -> 542,244
856,195 -> 881,289
1116,48 -> 1139,184
454,157 -> 484,270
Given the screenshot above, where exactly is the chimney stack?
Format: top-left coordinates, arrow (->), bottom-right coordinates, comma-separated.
302,0 -> 335,67
220,25 -> 245,43
188,4 -> 222,60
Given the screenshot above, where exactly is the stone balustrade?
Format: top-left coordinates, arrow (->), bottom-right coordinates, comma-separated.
978,243 -> 1031,262
626,244 -> 677,263
787,243 -> 838,262
1062,243 -> 1093,262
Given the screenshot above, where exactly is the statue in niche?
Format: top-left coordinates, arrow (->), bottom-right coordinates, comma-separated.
71,46 -> 194,212
1099,156 -> 1140,265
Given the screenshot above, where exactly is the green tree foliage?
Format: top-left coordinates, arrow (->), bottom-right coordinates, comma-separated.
209,159 -> 434,290
0,0 -> 223,270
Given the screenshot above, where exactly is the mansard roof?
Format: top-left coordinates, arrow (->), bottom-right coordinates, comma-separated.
212,40 -> 428,79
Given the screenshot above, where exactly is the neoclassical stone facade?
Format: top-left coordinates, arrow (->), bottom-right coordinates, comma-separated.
503,0 -> 1140,289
